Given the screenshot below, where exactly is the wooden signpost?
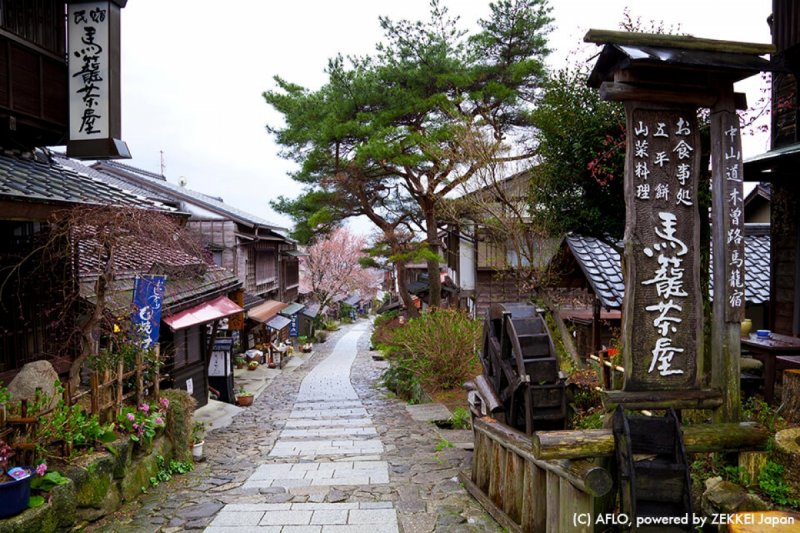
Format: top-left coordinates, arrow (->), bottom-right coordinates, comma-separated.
584,30 -> 774,418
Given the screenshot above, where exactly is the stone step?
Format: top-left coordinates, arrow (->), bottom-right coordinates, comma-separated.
206,502 -> 398,532
242,461 -> 391,490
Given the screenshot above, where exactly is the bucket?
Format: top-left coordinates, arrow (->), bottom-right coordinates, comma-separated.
0,467 -> 32,518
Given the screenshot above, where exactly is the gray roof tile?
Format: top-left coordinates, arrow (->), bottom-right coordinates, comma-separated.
566,227 -> 770,309
0,150 -> 175,211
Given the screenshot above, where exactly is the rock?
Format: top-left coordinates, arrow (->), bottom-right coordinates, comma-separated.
176,501 -> 224,520
328,489 -> 348,503
701,477 -> 769,517
7,360 -> 59,410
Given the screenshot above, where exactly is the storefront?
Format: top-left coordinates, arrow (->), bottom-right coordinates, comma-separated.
162,294 -> 243,407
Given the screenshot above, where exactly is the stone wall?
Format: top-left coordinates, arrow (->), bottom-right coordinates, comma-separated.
0,390 -> 194,532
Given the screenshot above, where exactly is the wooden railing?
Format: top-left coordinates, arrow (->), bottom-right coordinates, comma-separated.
459,416 -> 613,533
1,352 -> 164,462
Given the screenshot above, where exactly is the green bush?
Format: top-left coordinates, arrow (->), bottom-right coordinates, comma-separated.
759,461 -> 799,508
387,308 -> 482,392
381,361 -> 426,404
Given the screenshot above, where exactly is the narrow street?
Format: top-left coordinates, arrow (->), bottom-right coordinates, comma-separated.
88,320 -> 499,532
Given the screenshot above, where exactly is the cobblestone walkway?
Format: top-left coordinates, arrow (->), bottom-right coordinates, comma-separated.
207,323 -> 399,531
83,319 -> 500,532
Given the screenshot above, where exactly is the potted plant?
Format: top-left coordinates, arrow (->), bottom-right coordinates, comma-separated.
247,360 -> 259,371
234,355 -> 246,369
0,439 -> 32,518
191,421 -> 206,460
236,387 -> 254,407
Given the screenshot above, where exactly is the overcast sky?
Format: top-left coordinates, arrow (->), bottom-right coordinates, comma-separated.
113,1 -> 772,231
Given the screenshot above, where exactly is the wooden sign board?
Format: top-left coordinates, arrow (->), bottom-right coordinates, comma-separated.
622,106 -> 702,391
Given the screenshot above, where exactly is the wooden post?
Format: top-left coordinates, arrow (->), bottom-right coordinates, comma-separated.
116,358 -> 124,417
153,344 -> 161,402
504,449 -> 524,523
710,86 -> 744,422
135,350 -> 144,406
90,372 -> 99,416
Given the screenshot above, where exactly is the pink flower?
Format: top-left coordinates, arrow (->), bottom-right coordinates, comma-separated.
159,398 -> 169,409
155,417 -> 163,425
126,413 -> 135,422
132,423 -> 139,430
35,463 -> 47,476
139,403 -> 149,413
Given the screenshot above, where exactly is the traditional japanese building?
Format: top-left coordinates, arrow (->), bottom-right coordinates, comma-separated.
88,160 -> 300,305
743,0 -> 800,336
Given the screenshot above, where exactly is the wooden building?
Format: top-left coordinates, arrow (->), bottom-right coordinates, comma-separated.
89,161 -> 301,305
743,0 -> 800,336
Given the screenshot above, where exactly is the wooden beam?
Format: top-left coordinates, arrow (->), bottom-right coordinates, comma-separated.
584,29 -> 775,55
532,422 -> 770,460
602,388 -> 723,410
600,82 -> 748,109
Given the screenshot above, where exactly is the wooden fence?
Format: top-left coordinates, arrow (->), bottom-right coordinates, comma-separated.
0,350 -> 163,462
459,416 -> 613,533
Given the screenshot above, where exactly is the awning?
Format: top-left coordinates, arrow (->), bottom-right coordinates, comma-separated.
266,315 -> 291,330
163,295 -> 243,331
279,302 -> 305,316
301,303 -> 320,318
343,295 -> 361,306
248,300 -> 288,323
283,249 -> 308,257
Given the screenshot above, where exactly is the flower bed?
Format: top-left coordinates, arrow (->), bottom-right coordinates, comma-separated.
0,390 -> 194,533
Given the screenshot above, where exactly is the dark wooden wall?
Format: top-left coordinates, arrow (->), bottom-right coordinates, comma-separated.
0,0 -> 67,147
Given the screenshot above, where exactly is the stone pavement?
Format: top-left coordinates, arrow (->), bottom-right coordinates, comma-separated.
83,319 -> 500,533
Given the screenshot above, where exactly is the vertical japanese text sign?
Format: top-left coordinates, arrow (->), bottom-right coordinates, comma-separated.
623,107 -> 702,391
131,275 -> 166,348
720,115 -> 746,323
68,2 -> 111,140
67,1 -> 129,159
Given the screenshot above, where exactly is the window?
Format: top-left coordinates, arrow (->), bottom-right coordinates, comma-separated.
255,250 -> 276,284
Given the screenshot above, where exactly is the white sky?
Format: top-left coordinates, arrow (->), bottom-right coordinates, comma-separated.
114,1 -> 773,231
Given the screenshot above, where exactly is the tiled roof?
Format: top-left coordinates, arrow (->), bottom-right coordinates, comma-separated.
94,160 -> 287,232
54,153 -> 176,205
0,150 -> 174,211
565,235 -> 625,309
243,292 -> 265,310
76,233 -> 209,278
565,226 -> 771,309
80,266 -> 240,315
708,223 -> 771,305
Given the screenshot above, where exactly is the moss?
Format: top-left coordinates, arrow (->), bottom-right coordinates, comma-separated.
108,438 -> 133,479
162,389 -> 195,463
64,452 -> 115,507
0,479 -> 75,533
120,436 -> 172,502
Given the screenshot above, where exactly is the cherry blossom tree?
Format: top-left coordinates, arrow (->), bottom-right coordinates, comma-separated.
300,228 -> 381,313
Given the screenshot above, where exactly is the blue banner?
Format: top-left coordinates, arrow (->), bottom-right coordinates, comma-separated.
131,275 -> 166,348
289,313 -> 299,337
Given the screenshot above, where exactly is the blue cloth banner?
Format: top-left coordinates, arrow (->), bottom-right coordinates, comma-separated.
131,275 -> 166,348
289,313 -> 299,337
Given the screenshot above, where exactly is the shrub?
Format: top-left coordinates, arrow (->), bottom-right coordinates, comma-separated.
759,461 -> 799,508
381,361 -> 425,404
449,407 -> 471,430
387,308 -> 482,392
314,330 -> 328,343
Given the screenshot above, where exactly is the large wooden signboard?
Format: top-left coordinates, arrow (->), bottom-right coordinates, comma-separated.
622,106 -> 702,391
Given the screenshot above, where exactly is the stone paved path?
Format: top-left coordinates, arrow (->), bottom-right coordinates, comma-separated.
207,324 -> 399,531
84,319 -> 500,532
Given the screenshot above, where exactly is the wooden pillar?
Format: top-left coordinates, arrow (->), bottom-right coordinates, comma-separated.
710,86 -> 745,422
592,297 -> 602,354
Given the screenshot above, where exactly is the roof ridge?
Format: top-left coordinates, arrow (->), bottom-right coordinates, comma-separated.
105,160 -> 167,181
